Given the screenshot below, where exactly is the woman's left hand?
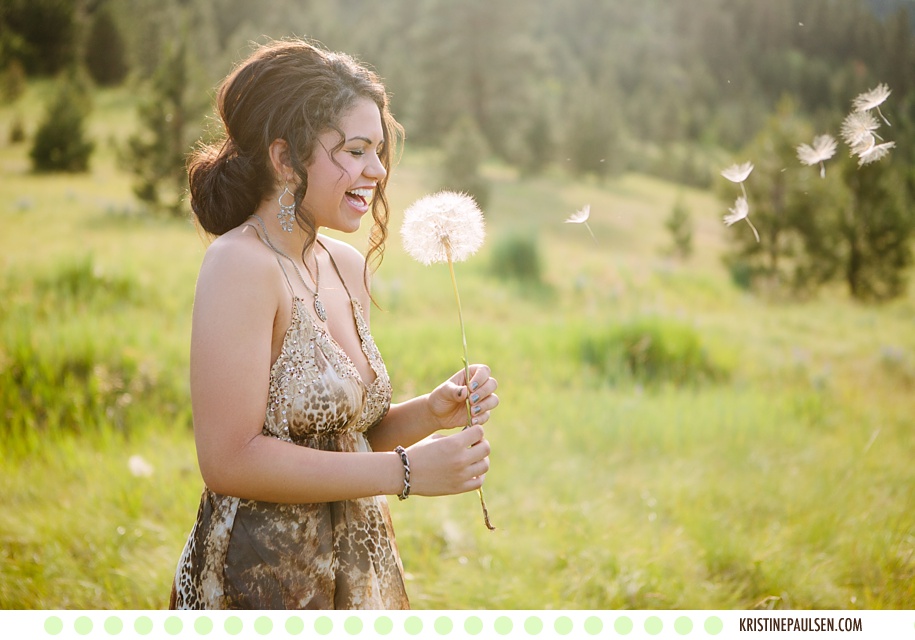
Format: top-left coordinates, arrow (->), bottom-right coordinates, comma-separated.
427,364 -> 499,431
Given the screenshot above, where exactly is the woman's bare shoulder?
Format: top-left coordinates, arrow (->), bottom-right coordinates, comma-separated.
319,235 -> 369,291
318,235 -> 366,268
197,223 -> 281,302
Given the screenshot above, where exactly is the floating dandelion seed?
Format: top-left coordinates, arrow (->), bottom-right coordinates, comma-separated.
723,196 -> 749,226
128,455 -> 154,478
841,110 -> 881,150
840,109 -> 895,165
849,134 -> 877,159
857,140 -> 896,166
723,196 -> 760,243
721,162 -> 754,183
565,204 -> 596,242
721,161 -> 754,199
400,191 -> 494,531
853,83 -> 892,126
797,134 -> 837,178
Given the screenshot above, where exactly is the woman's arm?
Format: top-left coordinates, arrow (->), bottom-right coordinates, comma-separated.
189,232 -> 393,502
189,231 -> 488,503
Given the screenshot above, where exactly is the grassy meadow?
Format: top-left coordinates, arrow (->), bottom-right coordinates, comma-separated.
1,84 -> 914,610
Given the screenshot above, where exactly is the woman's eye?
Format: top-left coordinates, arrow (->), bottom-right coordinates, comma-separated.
348,149 -> 365,157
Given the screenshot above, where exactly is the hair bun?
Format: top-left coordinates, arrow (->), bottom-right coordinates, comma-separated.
188,140 -> 266,235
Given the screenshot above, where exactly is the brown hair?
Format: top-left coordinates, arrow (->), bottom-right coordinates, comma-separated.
187,38 -> 403,275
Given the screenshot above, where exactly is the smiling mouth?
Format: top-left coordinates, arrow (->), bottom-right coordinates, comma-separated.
346,187 -> 374,209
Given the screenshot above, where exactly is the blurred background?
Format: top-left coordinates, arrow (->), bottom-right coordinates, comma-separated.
1,0 -> 913,609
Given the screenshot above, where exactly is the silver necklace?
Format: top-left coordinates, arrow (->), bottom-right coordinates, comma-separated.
249,214 -> 328,323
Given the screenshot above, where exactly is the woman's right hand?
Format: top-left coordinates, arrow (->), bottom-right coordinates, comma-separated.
405,425 -> 490,496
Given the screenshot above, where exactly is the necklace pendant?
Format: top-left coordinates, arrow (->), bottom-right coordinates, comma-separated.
314,296 -> 328,323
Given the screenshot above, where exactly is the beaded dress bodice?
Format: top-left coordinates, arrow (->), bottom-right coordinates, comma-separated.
265,295 -> 392,447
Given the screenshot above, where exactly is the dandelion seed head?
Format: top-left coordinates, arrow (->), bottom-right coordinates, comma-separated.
841,110 -> 879,148
723,196 -> 749,226
797,134 -> 837,166
853,83 -> 891,112
565,204 -> 591,224
857,140 -> 895,166
400,191 -> 485,265
721,162 -> 754,183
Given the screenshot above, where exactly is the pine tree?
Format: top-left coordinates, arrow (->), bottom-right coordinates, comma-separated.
440,115 -> 491,210
719,117 -> 819,293
1,0 -> 78,75
565,84 -> 625,180
839,158 -> 913,301
29,70 -> 94,172
84,2 -> 128,86
125,36 -> 204,215
517,107 -> 556,178
720,96 -> 912,301
407,0 -> 540,160
664,194 -> 694,259
1,59 -> 27,103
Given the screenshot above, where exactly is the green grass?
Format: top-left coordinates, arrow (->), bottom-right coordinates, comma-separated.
1,84 -> 914,609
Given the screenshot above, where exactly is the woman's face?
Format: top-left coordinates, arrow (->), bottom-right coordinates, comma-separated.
302,97 -> 387,233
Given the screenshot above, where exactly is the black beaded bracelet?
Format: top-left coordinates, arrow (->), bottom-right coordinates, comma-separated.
393,446 -> 411,500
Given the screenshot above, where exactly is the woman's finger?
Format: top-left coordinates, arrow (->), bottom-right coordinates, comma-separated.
457,424 -> 485,447
462,475 -> 486,493
466,457 -> 490,480
466,364 -> 492,392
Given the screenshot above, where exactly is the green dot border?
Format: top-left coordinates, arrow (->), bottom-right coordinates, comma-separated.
524,616 -> 543,635
43,617 -> 64,636
25,612 -> 731,639
224,616 -> 244,636
343,616 -> 362,635
404,615 -> 423,636
134,616 -> 154,635
74,616 -> 93,636
374,616 -> 394,635
705,615 -> 724,635
286,616 -> 305,635
433,616 -> 453,635
104,616 -> 124,635
614,615 -> 634,635
645,615 -> 664,636
464,616 -> 484,636
163,616 -> 183,636
554,615 -> 574,636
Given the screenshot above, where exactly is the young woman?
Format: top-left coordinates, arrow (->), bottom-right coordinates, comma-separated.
169,38 -> 499,610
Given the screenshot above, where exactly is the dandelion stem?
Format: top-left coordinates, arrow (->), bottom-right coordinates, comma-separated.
877,106 -> 891,127
444,239 -> 495,531
745,218 -> 760,243
444,241 -> 473,427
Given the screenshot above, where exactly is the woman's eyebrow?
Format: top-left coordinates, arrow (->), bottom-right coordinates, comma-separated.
346,135 -> 377,144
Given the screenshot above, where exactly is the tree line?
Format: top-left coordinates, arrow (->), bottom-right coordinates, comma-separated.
2,0 -> 913,300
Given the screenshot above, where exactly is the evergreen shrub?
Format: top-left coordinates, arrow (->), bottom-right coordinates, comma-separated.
581,317 -> 729,387
29,74 -> 94,172
490,232 -> 544,285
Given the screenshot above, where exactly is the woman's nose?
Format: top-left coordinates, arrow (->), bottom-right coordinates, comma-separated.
366,152 -> 386,180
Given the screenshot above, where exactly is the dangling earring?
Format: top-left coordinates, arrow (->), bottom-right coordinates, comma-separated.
277,182 -> 296,233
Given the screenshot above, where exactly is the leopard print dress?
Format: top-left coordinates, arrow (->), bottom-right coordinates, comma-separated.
169,245 -> 409,610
